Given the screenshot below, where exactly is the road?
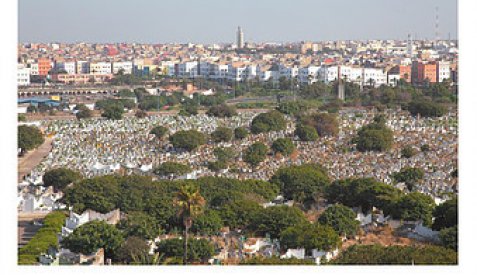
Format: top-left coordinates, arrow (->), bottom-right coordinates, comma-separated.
18,137 -> 53,183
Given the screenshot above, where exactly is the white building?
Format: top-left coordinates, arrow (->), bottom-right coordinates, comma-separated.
61,209 -> 121,237
177,61 -> 198,77
18,64 -> 31,86
298,66 -> 321,84
209,64 -> 229,80
279,64 -> 299,80
54,61 -> 76,74
112,61 -> 133,74
29,63 -> 39,76
89,62 -> 112,75
438,61 -> 451,83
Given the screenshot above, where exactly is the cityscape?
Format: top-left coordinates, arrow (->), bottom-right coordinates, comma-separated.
16,0 -> 458,268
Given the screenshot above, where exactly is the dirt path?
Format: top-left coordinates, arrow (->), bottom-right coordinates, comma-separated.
18,137 -> 53,183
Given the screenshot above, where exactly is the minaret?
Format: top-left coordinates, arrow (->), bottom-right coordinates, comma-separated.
407,33 -> 413,58
337,65 -> 345,101
237,26 -> 244,49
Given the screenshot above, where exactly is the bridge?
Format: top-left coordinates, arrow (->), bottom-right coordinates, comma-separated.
17,85 -> 148,97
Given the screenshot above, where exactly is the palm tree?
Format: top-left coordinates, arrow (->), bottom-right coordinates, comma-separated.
174,184 -> 206,265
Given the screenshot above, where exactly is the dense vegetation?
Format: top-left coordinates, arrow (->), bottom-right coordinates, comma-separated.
207,104 -> 237,117
280,223 -> 341,253
211,127 -> 233,143
294,124 -> 319,141
61,220 -> 124,259
169,130 -> 207,151
317,204 -> 360,237
153,162 -> 192,177
42,168 -> 83,192
407,100 -> 446,117
240,256 -> 315,265
18,125 -> 44,151
18,211 -> 66,265
155,238 -> 214,264
243,142 -> 268,166
353,115 -> 393,152
250,110 -> 287,134
271,138 -> 295,156
327,244 -> 457,265
271,164 -> 330,206
300,113 -> 339,137
150,125 -> 169,139
234,127 -> 249,140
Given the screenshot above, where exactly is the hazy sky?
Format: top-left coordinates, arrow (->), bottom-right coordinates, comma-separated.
19,0 -> 458,43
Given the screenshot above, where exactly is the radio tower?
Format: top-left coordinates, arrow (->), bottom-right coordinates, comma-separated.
435,6 -> 440,43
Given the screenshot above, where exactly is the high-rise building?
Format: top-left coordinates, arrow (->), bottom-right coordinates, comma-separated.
237,26 -> 244,49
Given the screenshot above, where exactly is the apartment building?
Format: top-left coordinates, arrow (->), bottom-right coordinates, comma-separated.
17,64 -> 31,86
54,61 -> 76,74
112,61 -> 133,74
38,58 -> 52,76
90,62 -> 112,75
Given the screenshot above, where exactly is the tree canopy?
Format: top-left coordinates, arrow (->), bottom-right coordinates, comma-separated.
317,204 -> 360,237
102,104 -> 125,120
327,244 -> 457,265
432,197 -> 457,231
154,162 -> 192,177
353,115 -> 393,152
207,104 -> 237,117
271,138 -> 295,156
294,124 -> 319,141
169,130 -> 207,151
150,125 -> 168,139
392,167 -> 424,192
407,100 -> 446,117
390,192 -> 436,227
155,238 -> 214,264
300,113 -> 339,137
18,125 -> 44,151
280,222 -> 341,253
211,127 -> 233,143
247,205 -> 307,239
43,168 -> 82,191
61,220 -> 124,258
250,110 -> 287,134
243,142 -> 268,166
234,127 -> 249,140
270,164 -> 330,205
118,211 -> 162,240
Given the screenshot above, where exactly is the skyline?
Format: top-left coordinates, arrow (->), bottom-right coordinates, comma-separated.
19,0 -> 458,44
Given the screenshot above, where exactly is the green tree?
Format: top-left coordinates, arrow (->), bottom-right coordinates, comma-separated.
169,130 -> 207,151
420,144 -> 430,153
102,104 -> 124,120
432,197 -> 457,231
118,211 -> 162,240
243,142 -> 268,166
271,138 -> 295,156
240,256 -> 314,265
211,127 -> 233,143
295,124 -> 319,141
391,192 -> 436,227
280,223 -> 341,253
174,184 -> 206,264
248,205 -> 307,239
218,199 -> 262,230
207,104 -> 237,117
353,117 -> 393,152
327,244 -> 457,265
270,164 -> 330,205
43,168 -> 82,192
317,204 -> 360,237
251,110 -> 286,134
61,220 -> 124,259
213,147 -> 235,163
392,167 -> 424,192
150,125 -> 168,139
156,238 -> 214,264
300,113 -> 339,137
234,127 -> 249,139
116,236 -> 151,264
325,178 -> 402,215
401,145 -> 417,158
190,210 -> 224,235
18,125 -> 44,151
75,104 -> 93,120
276,101 -> 310,116
407,100 -> 446,117
439,226 -> 458,251
154,162 -> 192,178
